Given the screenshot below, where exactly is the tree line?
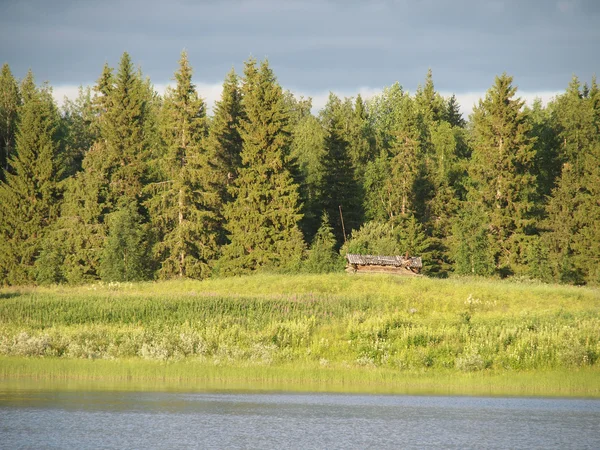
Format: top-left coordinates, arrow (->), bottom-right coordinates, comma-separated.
0,52 -> 599,285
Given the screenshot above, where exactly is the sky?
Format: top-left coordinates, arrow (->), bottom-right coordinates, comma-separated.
1,0 -> 598,116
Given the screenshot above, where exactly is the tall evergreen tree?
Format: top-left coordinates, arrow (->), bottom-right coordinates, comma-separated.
0,64 -> 20,181
319,93 -> 363,246
468,74 -> 537,275
220,58 -> 305,274
0,76 -> 62,285
147,51 -> 219,279
61,86 -> 96,176
56,53 -> 155,282
206,68 -> 244,205
289,107 -> 326,241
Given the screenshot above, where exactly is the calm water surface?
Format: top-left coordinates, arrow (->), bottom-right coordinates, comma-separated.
1,389 -> 599,449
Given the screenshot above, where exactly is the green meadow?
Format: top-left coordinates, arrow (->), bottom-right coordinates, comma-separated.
1,274 -> 599,396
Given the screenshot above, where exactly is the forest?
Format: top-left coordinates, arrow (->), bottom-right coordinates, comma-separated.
0,51 -> 599,286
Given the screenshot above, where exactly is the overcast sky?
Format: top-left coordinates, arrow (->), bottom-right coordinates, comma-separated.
1,0 -> 598,115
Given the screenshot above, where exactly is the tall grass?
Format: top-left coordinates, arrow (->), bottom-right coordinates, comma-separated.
1,274 -> 599,375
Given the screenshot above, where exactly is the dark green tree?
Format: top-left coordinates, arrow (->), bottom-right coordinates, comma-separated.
319,93 -> 363,246
61,86 -> 96,176
303,212 -> 344,273
219,58 -> 305,274
468,74 -> 537,275
206,68 -> 244,204
147,51 -> 219,279
0,75 -> 63,285
0,63 -> 20,181
99,201 -> 149,282
289,107 -> 326,241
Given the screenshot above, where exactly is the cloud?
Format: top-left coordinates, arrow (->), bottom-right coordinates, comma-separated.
51,81 -> 559,122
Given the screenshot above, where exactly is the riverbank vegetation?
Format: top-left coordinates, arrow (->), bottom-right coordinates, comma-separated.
1,274 -> 599,395
1,52 -> 600,286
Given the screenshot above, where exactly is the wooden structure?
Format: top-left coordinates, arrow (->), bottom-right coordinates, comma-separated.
345,254 -> 423,276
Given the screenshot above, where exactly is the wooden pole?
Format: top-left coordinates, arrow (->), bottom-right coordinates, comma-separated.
339,205 -> 347,244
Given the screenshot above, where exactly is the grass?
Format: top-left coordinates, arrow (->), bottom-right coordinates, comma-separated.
1,273 -> 599,396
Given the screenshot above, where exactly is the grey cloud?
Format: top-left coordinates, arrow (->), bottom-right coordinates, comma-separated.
0,0 -> 598,97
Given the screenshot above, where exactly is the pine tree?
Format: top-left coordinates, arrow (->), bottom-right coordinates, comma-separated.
0,63 -> 20,181
0,75 -> 62,285
147,51 -> 219,279
220,58 -> 305,274
468,74 -> 537,275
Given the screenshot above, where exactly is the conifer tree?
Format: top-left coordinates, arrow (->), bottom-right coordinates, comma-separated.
289,109 -> 326,241
319,93 -> 363,246
99,201 -> 150,282
468,74 -> 537,275
61,86 -> 96,176
0,64 -> 20,181
148,51 -> 219,279
220,58 -> 305,274
101,52 -> 149,203
0,75 -> 62,285
56,54 -> 155,282
303,212 -> 343,273
206,68 -> 244,205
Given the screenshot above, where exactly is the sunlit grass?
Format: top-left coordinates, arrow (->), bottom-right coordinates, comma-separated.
1,273 -> 599,395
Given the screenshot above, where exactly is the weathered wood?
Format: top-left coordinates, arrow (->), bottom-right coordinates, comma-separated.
345,254 -> 422,276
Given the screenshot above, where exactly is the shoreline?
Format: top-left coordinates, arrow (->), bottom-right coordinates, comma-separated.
2,357 -> 599,398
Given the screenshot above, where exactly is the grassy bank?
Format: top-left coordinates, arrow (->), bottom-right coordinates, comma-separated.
1,274 -> 599,395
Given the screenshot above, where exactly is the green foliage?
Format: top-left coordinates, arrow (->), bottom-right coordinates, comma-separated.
341,221 -> 401,255
289,109 -> 326,241
319,93 -> 363,245
0,63 -> 20,181
468,73 -> 537,275
303,212 -> 344,273
99,201 -> 150,282
450,206 -> 495,276
147,51 -> 219,279
60,86 -> 96,176
0,74 -> 63,285
220,58 -> 305,274
206,68 -> 244,206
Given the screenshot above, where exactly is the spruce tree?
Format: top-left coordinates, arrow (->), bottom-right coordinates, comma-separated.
319,93 -> 363,246
99,201 -> 149,282
303,212 -> 343,273
101,52 -> 149,203
0,76 -> 62,285
220,58 -> 305,274
206,68 -> 244,205
61,86 -> 97,176
148,51 -> 219,279
0,64 -> 20,181
57,54 -> 155,282
468,74 -> 537,275
289,109 -> 326,241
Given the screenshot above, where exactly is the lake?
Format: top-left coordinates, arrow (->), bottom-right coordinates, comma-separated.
1,389 -> 599,449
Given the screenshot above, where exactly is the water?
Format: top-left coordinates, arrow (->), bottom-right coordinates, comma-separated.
1,389 -> 599,449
